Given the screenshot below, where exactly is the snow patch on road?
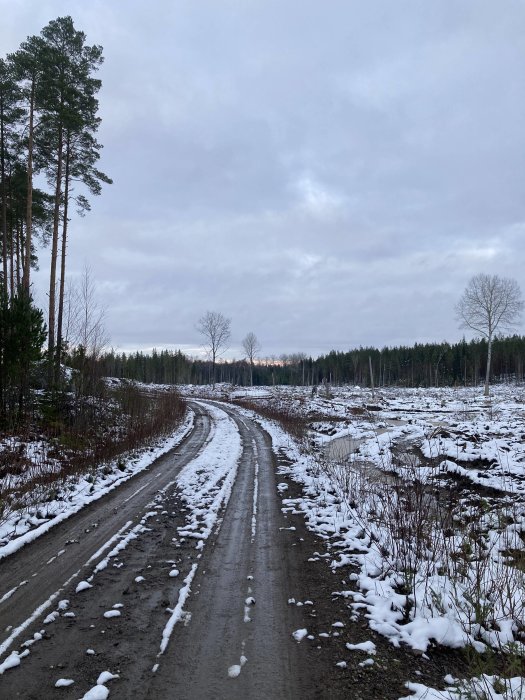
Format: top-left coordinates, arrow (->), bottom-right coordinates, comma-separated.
292,628 -> 308,642
75,580 -> 93,593
156,402 -> 243,658
0,564 -> 81,657
0,580 -> 27,605
251,438 -> 259,541
158,563 -> 198,655
0,650 -> 22,674
103,610 -> 121,619
97,671 -> 119,684
228,655 -> 247,678
91,515 -> 154,575
81,685 -> 110,700
176,402 -> 242,543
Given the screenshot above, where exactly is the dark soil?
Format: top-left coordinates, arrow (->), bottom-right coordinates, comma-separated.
275,453 -> 471,699
0,403 -> 477,699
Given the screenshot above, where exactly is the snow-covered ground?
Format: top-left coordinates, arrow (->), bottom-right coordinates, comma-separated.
0,401 -> 245,696
2,383 -> 525,698
208,383 -> 525,700
0,411 -> 194,559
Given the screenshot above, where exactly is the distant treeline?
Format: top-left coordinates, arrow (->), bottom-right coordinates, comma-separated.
91,335 -> 525,388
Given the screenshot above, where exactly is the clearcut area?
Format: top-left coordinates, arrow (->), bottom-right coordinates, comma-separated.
0,401 -> 318,699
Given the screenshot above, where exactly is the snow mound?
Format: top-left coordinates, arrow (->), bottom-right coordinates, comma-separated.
76,581 -> 93,593
292,628 -> 308,642
81,686 -> 109,700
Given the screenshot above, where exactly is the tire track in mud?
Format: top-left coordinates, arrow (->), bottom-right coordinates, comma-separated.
145,404 -> 314,699
0,404 -> 211,682
0,402 -> 316,699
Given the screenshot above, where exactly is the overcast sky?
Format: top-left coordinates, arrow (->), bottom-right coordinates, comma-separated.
2,1 -> 525,359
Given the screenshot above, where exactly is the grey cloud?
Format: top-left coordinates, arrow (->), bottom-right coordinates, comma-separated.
4,0 -> 525,357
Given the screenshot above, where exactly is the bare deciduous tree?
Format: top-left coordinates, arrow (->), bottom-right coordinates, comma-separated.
242,331 -> 261,386
65,266 -> 108,395
197,310 -> 231,387
456,273 -> 523,396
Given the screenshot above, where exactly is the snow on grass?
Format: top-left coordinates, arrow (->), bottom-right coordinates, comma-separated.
55,678 -> 74,687
0,409 -> 194,559
401,676 -> 525,700
233,385 -> 525,692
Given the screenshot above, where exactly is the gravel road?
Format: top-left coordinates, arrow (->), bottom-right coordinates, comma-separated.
0,401 -> 315,699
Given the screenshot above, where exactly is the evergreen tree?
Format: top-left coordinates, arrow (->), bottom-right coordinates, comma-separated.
0,57 -> 23,296
35,16 -> 109,383
10,33 -> 49,293
0,288 -> 46,423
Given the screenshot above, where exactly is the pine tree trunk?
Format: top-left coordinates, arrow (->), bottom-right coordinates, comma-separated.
15,221 -> 21,287
0,97 -> 8,297
55,134 -> 70,382
48,124 -> 63,385
20,220 -> 26,278
9,221 -> 14,299
22,80 -> 34,292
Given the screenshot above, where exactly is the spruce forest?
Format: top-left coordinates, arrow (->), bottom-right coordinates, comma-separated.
95,335 -> 525,388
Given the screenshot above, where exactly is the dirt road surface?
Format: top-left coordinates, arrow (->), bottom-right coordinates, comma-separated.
1,400 -> 464,699
0,402 -> 319,699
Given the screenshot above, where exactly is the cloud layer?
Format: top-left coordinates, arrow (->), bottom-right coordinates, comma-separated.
3,0 -> 525,357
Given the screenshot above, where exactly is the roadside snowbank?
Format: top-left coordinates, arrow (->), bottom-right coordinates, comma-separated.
0,410 -> 194,560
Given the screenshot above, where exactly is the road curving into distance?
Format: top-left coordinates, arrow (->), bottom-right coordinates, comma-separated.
0,400 -> 314,699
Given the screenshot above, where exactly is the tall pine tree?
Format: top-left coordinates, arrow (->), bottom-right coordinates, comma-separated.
0,58 -> 23,296
36,17 -> 110,383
